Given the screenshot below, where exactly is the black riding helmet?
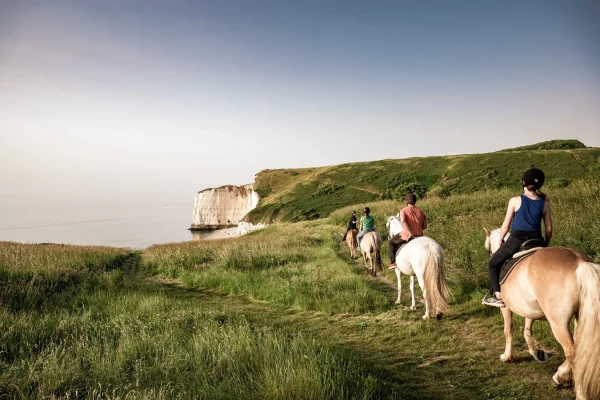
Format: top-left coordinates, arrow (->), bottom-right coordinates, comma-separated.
522,168 -> 545,189
364,207 -> 370,214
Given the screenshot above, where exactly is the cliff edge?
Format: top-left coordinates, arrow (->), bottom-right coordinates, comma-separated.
190,184 -> 259,230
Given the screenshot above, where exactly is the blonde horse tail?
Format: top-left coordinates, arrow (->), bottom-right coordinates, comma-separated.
423,242 -> 449,318
574,262 -> 600,399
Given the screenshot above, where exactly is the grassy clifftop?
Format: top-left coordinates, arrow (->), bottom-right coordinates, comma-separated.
498,139 -> 586,152
247,140 -> 600,223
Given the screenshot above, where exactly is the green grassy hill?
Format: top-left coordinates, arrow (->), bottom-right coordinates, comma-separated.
4,139 -> 600,399
248,140 -> 600,223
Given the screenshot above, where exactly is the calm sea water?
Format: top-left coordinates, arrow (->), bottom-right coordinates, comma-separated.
0,201 -> 213,249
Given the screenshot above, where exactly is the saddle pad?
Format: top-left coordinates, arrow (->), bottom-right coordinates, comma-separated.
512,247 -> 543,259
499,252 -> 536,285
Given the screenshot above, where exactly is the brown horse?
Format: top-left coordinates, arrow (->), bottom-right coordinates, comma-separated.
359,231 -> 383,276
345,228 -> 359,259
485,228 -> 600,399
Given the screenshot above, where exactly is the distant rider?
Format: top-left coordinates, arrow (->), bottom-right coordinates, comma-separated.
342,210 -> 358,242
356,207 -> 375,247
388,193 -> 427,269
483,168 -> 553,307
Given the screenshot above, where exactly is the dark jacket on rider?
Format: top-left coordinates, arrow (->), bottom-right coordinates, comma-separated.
347,215 -> 357,230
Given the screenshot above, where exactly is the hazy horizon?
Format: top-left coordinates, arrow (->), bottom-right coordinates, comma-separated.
2,0 -> 600,215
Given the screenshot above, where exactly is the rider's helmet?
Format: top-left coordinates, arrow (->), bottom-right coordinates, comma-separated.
522,168 -> 545,189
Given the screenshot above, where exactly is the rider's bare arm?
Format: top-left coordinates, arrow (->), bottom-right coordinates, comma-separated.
498,197 -> 517,247
423,214 -> 428,230
400,211 -> 413,237
543,201 -> 553,245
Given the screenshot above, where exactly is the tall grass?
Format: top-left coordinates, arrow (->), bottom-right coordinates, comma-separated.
142,225 -> 390,314
0,292 -> 382,399
0,243 -> 385,399
0,242 -> 130,311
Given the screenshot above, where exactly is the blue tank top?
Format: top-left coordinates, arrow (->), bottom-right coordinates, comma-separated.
511,195 -> 545,231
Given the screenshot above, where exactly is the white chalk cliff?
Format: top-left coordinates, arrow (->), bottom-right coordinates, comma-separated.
190,184 -> 259,230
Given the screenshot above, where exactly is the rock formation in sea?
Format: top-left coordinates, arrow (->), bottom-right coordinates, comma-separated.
190,184 -> 259,230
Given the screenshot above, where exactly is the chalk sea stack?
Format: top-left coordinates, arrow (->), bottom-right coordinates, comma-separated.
190,184 -> 259,230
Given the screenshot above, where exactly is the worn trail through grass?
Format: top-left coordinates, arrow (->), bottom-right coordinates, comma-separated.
142,240 -> 575,400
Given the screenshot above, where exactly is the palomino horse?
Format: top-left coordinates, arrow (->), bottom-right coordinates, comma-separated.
386,216 -> 449,320
485,228 -> 600,399
359,231 -> 383,276
346,229 -> 359,259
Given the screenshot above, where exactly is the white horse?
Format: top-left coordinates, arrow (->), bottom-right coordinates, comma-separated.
386,216 -> 449,320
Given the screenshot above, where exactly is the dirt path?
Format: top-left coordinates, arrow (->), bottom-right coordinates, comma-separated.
307,177 -> 381,195
336,231 -> 398,291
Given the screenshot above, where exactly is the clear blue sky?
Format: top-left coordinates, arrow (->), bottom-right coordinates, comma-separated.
1,0 -> 599,209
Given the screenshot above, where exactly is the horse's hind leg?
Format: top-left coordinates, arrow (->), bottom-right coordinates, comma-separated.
523,318 -> 549,363
371,255 -> 376,277
409,276 -> 416,310
548,321 -> 575,387
500,307 -> 513,362
416,274 -> 429,320
395,268 -> 402,304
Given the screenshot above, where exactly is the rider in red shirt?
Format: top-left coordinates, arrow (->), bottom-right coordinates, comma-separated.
388,193 -> 427,269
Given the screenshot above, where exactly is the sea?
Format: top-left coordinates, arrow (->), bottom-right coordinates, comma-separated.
0,201 -> 214,249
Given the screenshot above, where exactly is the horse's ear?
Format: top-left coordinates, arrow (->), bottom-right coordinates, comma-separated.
483,227 -> 490,237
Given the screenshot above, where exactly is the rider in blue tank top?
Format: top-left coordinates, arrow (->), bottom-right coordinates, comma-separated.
483,168 -> 553,307
512,195 -> 545,231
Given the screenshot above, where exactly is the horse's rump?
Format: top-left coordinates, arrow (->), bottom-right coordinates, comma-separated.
360,231 -> 383,272
346,229 -> 358,246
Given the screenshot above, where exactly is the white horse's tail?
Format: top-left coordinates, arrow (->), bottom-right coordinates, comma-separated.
574,262 -> 600,399
423,242 -> 449,318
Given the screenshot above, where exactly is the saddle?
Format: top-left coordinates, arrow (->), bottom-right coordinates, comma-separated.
499,239 -> 547,285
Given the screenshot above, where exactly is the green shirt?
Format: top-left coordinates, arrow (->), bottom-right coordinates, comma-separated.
360,215 -> 375,231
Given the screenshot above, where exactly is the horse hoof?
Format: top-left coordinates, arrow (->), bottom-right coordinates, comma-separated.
422,315 -> 429,320
534,349 -> 549,363
552,375 -> 572,388
410,305 -> 416,310
500,354 -> 512,363
436,313 -> 443,321
552,376 -> 561,388
395,300 -> 401,304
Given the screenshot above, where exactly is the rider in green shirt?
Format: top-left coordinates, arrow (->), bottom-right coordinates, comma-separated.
356,207 -> 375,246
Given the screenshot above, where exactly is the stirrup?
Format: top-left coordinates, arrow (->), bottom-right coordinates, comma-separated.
482,293 -> 505,308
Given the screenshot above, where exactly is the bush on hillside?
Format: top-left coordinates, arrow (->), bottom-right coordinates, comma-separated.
379,181 -> 428,200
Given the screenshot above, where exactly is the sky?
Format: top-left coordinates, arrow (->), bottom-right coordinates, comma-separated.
1,0 -> 599,212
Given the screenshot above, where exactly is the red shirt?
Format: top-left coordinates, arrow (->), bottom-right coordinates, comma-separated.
400,205 -> 426,241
